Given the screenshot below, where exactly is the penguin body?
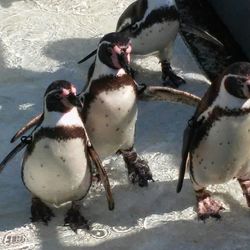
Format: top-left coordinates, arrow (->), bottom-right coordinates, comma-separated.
177,62 -> 250,219
83,75 -> 137,159
22,117 -> 91,206
192,112 -> 250,186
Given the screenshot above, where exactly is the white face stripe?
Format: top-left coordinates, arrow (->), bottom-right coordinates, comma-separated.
117,18 -> 132,32
222,73 -> 250,82
44,89 -> 60,100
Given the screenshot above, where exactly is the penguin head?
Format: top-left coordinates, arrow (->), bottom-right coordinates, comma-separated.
222,62 -> 250,100
97,32 -> 132,74
44,80 -> 82,113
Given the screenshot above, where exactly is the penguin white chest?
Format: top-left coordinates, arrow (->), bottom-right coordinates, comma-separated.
23,138 -> 91,205
131,20 -> 179,55
85,85 -> 137,159
192,115 -> 250,186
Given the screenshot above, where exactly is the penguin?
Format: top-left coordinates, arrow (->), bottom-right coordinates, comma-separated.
176,62 -> 250,220
116,0 -> 184,88
80,32 -> 153,187
1,80 -> 114,232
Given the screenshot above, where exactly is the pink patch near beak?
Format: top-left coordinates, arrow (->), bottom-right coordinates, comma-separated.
61,88 -> 71,97
112,44 -> 132,69
71,86 -> 77,95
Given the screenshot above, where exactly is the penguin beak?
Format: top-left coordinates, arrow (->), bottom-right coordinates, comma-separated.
67,93 -> 83,109
118,51 -> 133,76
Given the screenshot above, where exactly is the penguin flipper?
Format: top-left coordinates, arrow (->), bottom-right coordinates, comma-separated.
87,145 -> 115,211
177,123 -> 193,193
11,113 -> 43,143
138,86 -> 201,107
177,115 -> 204,193
0,141 -> 27,173
180,23 -> 224,48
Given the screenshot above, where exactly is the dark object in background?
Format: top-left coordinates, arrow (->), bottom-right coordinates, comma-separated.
176,0 -> 247,81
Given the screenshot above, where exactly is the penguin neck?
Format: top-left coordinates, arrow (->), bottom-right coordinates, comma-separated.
42,107 -> 83,128
90,57 -> 126,82
199,83 -> 250,121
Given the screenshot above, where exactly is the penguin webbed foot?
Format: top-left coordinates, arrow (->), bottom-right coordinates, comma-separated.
196,190 -> 225,221
121,149 -> 154,187
161,60 -> 186,88
31,197 -> 55,225
128,158 -> 154,187
64,204 -> 89,233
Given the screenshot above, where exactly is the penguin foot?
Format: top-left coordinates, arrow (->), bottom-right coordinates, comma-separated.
238,179 -> 250,207
161,60 -> 186,88
196,190 -> 224,221
128,158 -> 153,187
31,197 -> 55,225
121,149 -> 153,187
162,75 -> 186,88
64,206 -> 89,233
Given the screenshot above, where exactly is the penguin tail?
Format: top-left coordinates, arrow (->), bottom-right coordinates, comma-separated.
180,23 -> 224,48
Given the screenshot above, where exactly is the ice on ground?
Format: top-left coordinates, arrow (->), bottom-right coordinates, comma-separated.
0,1 -> 249,250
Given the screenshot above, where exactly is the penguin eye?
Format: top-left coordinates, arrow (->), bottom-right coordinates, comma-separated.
54,92 -> 62,99
55,94 -> 60,99
107,46 -> 113,56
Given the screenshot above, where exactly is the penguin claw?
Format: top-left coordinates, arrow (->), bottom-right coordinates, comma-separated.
30,198 -> 55,225
121,149 -> 153,187
197,195 -> 225,221
64,208 -> 89,233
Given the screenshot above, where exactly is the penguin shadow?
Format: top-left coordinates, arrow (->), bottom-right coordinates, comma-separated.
31,178 -> 194,250
0,37 -> 100,90
42,37 -> 100,88
84,178 -> 195,229
35,181 -> 250,250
